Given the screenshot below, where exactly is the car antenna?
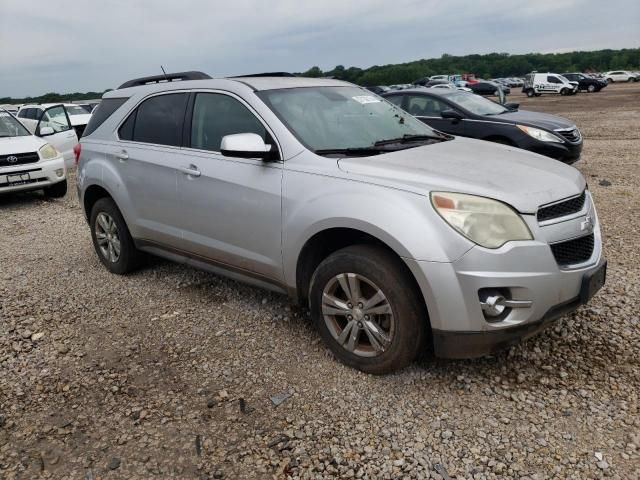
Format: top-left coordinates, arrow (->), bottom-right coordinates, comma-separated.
160,65 -> 169,81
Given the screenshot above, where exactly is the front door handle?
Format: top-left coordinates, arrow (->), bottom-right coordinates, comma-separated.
116,150 -> 129,161
179,164 -> 201,177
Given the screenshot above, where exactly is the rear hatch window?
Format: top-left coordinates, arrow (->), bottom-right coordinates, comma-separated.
82,98 -> 129,137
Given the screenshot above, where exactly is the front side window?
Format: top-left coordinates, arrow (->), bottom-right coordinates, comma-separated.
405,95 -> 449,117
258,86 -> 439,152
547,76 -> 561,84
121,93 -> 188,146
190,93 -> 267,151
385,95 -> 403,107
0,111 -> 30,137
40,106 -> 71,133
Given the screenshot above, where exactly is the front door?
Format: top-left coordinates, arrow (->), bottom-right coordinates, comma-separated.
35,105 -> 78,165
176,92 -> 283,283
404,95 -> 467,136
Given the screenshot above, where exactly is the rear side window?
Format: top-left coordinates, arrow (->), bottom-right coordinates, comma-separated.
190,93 -> 267,151
385,95 -> 403,107
83,98 -> 128,137
124,93 -> 188,146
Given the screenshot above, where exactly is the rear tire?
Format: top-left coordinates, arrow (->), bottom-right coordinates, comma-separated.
90,197 -> 142,274
309,245 -> 427,374
526,89 -> 535,98
43,179 -> 67,198
560,88 -> 568,96
607,78 -> 613,84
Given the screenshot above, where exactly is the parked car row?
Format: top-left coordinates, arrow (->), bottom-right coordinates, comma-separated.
57,71 -> 605,374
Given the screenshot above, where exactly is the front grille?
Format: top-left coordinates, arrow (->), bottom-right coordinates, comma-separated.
550,234 -> 594,267
0,152 -> 39,168
555,128 -> 582,143
537,192 -> 586,222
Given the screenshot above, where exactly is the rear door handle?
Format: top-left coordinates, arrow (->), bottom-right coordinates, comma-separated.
179,164 -> 201,177
116,150 -> 129,161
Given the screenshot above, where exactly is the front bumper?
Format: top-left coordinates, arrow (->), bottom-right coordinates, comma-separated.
0,156 -> 66,194
516,136 -> 583,164
404,192 -> 604,358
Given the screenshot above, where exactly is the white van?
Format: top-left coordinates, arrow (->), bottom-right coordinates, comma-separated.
522,73 -> 578,97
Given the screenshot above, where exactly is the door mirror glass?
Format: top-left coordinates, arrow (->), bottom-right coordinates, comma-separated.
440,109 -> 464,121
504,102 -> 519,110
36,105 -> 71,137
220,133 -> 273,159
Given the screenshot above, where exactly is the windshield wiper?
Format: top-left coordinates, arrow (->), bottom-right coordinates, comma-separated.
314,147 -> 385,156
373,134 -> 443,146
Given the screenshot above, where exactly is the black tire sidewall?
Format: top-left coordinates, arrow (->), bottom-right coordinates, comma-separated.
89,198 -> 139,274
44,179 -> 67,198
309,245 -> 426,374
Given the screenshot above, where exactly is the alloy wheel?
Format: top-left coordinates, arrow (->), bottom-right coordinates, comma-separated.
321,273 -> 395,357
95,212 -> 121,263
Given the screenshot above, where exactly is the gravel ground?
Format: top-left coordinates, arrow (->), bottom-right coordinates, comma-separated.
1,83 -> 639,479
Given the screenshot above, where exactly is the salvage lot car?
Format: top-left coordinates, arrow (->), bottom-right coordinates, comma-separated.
0,108 -> 67,197
383,88 -> 583,163
76,72 -> 606,374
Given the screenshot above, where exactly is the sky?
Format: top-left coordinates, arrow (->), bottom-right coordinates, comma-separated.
1,0 -> 638,98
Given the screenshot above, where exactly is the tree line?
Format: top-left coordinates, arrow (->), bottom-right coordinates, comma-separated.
299,48 -> 640,85
2,48 -> 638,104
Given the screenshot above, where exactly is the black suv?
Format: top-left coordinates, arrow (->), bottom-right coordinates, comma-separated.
562,73 -> 607,93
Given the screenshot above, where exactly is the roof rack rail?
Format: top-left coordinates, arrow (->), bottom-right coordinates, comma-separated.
117,71 -> 212,89
229,72 -> 296,78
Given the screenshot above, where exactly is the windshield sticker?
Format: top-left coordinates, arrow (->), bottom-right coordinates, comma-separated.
352,95 -> 381,105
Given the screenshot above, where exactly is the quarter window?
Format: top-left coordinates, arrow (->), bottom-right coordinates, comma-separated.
385,95 -> 404,108
190,93 -> 267,152
121,93 -> 188,146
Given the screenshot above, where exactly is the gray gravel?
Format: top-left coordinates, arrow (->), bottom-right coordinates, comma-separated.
1,83 -> 639,479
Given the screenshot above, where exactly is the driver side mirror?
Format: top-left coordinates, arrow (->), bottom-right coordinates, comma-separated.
441,109 -> 464,121
504,102 -> 519,111
220,133 -> 277,161
36,104 -> 71,137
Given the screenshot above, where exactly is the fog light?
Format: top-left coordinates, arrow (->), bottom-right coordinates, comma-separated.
479,288 -> 533,321
55,169 -> 64,177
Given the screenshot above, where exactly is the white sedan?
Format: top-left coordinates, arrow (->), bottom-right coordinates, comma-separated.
430,83 -> 472,92
0,109 -> 68,197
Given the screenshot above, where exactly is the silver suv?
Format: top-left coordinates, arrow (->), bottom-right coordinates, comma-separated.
77,71 -> 606,374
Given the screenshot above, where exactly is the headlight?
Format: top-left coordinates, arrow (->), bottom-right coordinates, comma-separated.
431,192 -> 533,249
38,143 -> 58,160
516,125 -> 563,143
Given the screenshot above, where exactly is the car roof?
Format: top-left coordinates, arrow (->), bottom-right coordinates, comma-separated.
384,87 -> 454,97
105,76 -> 353,98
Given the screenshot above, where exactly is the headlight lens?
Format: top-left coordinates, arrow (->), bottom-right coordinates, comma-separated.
431,192 -> 533,249
38,143 -> 58,160
516,125 -> 563,143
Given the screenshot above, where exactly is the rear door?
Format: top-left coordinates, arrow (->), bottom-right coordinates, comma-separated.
35,105 -> 78,165
114,92 -> 188,248
176,91 -> 284,282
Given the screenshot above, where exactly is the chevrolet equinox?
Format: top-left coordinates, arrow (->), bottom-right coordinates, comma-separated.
76,71 -> 606,374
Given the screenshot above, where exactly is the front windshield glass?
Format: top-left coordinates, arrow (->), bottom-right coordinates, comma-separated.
257,86 -> 439,152
65,105 -> 89,116
557,75 -> 570,83
445,91 -> 508,115
0,111 -> 30,137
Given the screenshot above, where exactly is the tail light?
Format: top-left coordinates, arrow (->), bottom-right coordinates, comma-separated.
73,143 -> 81,165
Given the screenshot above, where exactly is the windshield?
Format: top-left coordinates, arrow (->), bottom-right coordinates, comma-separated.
65,105 -> 89,116
257,86 -> 440,152
557,75 -> 570,83
444,91 -> 508,115
0,111 -> 31,137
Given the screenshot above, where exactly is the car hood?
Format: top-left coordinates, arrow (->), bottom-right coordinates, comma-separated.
69,114 -> 91,126
493,110 -> 576,131
0,135 -> 46,155
337,137 -> 585,214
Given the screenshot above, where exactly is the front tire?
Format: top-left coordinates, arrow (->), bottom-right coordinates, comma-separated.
587,84 -> 596,93
560,88 -> 568,96
309,245 -> 427,374
90,197 -> 142,274
43,179 -> 67,198
526,89 -> 535,98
